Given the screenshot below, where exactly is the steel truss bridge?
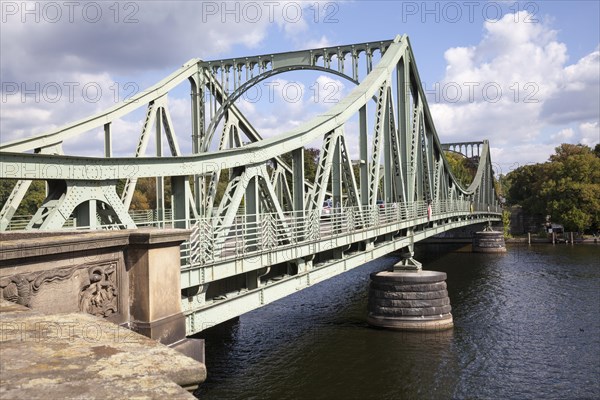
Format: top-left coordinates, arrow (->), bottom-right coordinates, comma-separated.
0,35 -> 501,334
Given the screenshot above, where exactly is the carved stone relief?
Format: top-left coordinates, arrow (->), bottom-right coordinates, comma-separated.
0,262 -> 118,318
79,264 -> 118,317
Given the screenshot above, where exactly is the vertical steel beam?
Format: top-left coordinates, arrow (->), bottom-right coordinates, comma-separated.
359,105 -> 369,205
155,108 -> 165,225
171,176 -> 189,229
191,71 -> 205,217
332,137 -> 342,211
245,176 -> 259,252
398,54 -> 410,202
368,83 -> 389,206
292,148 -> 305,240
338,134 -> 362,211
104,123 -> 112,158
383,92 -> 393,204
75,199 -> 96,229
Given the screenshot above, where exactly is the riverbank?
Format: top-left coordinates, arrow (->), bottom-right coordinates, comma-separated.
423,237 -> 599,245
506,236 -> 599,244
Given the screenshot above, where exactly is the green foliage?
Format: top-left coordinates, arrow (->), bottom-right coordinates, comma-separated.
279,147 -> 320,194
502,209 -> 512,238
0,180 -> 46,216
129,178 -> 172,210
444,151 -> 476,188
303,148 -> 320,183
214,172 -> 231,205
279,148 -> 319,183
496,174 -> 511,199
505,143 -> 600,232
0,180 -> 14,210
352,162 -> 361,189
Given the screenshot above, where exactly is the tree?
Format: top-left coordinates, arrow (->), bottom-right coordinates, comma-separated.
506,143 -> 600,232
0,180 -> 46,216
279,147 -> 320,193
496,173 -> 512,200
129,178 -> 172,210
129,190 -> 150,210
444,151 -> 476,188
502,209 -> 512,238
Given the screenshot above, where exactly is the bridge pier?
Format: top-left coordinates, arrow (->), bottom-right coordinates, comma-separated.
367,252 -> 453,331
472,226 -> 506,253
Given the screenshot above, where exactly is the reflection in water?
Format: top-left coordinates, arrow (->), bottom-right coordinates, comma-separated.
195,245 -> 600,400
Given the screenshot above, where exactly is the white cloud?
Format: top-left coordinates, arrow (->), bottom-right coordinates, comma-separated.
578,121 -> 600,147
0,2 -> 282,81
550,128 -> 574,143
1,71 -> 124,144
542,48 -> 600,124
491,143 -> 558,173
303,35 -> 332,49
203,73 -> 347,151
2,4 -> 596,168
311,75 -> 346,105
428,10 -> 600,165
0,1 -> 339,154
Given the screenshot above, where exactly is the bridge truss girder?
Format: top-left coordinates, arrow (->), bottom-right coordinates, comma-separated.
1,35 -> 501,241
0,35 -> 504,334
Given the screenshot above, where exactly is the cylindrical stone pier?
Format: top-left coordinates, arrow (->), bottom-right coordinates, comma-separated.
473,229 -> 506,253
367,270 -> 453,331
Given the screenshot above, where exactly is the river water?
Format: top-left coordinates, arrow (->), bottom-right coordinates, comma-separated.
194,244 -> 600,399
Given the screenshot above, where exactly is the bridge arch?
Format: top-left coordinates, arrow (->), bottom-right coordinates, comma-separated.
202,65 -> 361,151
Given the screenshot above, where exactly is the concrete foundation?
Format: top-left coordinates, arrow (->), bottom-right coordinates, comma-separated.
473,230 -> 506,253
367,269 -> 453,331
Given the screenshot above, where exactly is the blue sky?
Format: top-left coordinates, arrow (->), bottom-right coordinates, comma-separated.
1,1 -> 598,175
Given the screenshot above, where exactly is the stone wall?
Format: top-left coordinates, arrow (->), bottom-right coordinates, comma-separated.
509,206 -> 545,234
0,229 -> 202,362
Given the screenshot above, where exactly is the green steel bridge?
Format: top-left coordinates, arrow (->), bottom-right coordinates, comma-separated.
0,35 -> 502,334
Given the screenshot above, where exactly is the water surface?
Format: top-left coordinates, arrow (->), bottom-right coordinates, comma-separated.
195,244 -> 600,399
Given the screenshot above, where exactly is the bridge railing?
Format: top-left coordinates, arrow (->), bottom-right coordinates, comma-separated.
3,200 -> 500,267
176,200 -> 501,268
2,209 -> 174,231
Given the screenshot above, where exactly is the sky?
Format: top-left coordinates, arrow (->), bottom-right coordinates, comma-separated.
1,0 -> 599,177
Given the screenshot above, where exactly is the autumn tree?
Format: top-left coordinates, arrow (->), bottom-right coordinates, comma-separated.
129,178 -> 172,210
